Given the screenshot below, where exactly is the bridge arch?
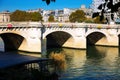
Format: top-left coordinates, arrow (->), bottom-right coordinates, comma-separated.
43,30 -> 75,39
45,31 -> 74,49
0,32 -> 26,52
86,31 -> 109,46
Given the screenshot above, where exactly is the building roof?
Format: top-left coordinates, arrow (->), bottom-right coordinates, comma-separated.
0,53 -> 49,69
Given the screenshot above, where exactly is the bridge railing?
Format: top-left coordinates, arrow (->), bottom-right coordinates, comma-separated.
43,22 -> 120,28
0,22 -> 120,30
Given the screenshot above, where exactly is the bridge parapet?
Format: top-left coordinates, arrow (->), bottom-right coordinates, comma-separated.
0,22 -> 120,28
43,22 -> 120,28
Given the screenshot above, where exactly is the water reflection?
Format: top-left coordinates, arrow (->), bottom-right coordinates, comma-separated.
82,46 -> 120,80
87,46 -> 119,66
2,46 -> 120,80
49,52 -> 66,71
63,48 -> 86,69
48,46 -> 120,80
48,48 -> 86,79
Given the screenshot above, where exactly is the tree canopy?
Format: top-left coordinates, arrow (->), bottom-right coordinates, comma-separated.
10,10 -> 43,21
92,0 -> 120,22
69,10 -> 86,23
48,15 -> 55,22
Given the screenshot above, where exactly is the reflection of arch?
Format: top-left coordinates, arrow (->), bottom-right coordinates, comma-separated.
45,31 -> 74,49
0,33 -> 25,51
86,31 -> 108,46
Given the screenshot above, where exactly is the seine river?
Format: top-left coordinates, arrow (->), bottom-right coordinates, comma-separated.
47,46 -> 120,80
1,46 -> 120,80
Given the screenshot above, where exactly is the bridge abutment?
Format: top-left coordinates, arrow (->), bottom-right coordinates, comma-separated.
63,36 -> 86,49
95,35 -> 119,47
19,38 -> 41,52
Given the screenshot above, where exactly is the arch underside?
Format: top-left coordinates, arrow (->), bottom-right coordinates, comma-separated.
87,32 -> 108,46
118,34 -> 120,46
0,33 -> 24,52
46,31 -> 74,49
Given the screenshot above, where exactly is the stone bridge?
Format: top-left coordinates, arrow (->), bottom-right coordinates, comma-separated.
0,22 -> 120,53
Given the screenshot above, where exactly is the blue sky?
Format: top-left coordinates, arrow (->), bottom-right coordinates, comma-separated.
0,0 -> 92,12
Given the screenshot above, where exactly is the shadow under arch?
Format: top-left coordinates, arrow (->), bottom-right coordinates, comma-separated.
46,31 -> 73,50
86,32 -> 108,59
0,33 -> 24,52
118,34 -> 120,55
118,34 -> 120,46
86,32 -> 107,46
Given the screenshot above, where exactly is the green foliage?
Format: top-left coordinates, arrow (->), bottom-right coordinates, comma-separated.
48,15 -> 55,22
10,10 -> 26,21
85,18 -> 94,23
69,10 -> 86,23
93,16 -> 105,24
29,12 -> 43,21
10,10 -> 43,21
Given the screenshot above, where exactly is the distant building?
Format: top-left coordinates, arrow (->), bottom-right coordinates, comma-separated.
0,11 -> 10,22
26,8 -> 42,13
0,5 -> 93,23
55,8 -> 72,22
41,5 -> 92,22
79,5 -> 92,18
42,10 -> 53,22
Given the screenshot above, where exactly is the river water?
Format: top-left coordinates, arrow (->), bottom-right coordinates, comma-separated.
1,46 -> 120,80
47,46 -> 120,80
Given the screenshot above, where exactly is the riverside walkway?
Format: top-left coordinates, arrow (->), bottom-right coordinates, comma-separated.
0,53 -> 50,69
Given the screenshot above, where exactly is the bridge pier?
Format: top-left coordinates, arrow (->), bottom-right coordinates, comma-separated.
95,35 -> 119,47
41,37 -> 47,56
19,38 -> 41,52
63,36 -> 86,49
73,36 -> 86,49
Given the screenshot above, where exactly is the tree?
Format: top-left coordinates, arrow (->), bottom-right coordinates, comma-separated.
10,10 -> 43,21
92,0 -> 120,23
10,10 -> 26,21
30,12 -> 43,21
69,10 -> 86,23
85,18 -> 94,23
93,16 -> 105,23
48,15 -> 55,22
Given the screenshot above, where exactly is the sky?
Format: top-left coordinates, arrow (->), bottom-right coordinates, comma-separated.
0,0 -> 92,12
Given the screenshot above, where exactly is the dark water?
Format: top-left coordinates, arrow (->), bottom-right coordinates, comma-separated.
1,46 -> 120,80
47,46 -> 120,80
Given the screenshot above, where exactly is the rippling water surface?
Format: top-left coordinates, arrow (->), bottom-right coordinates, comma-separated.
47,46 -> 120,80
1,46 -> 120,80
